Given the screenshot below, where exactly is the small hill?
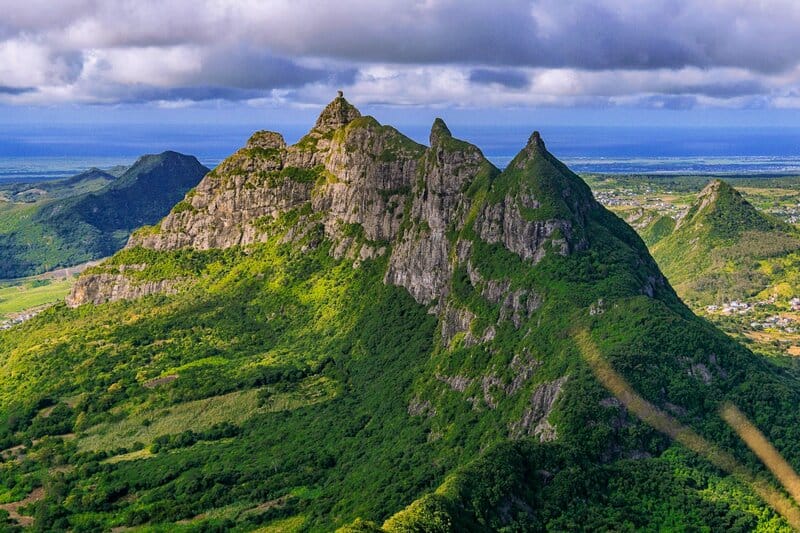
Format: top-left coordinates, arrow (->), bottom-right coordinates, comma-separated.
2,168 -> 117,203
651,179 -> 800,305
0,152 -> 208,278
2,98 -> 800,530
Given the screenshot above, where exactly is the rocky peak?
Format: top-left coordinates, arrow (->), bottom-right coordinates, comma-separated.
528,130 -> 545,148
313,92 -> 361,132
695,179 -> 733,205
429,118 -> 452,144
67,105 -> 653,316
472,132 -> 595,263
385,122 -> 496,306
676,178 -> 781,236
506,131 -> 551,172
245,130 -> 286,150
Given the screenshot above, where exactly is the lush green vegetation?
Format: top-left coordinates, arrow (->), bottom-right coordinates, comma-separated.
649,180 -> 800,305
0,168 -> 117,204
0,152 -> 208,278
3,115 -> 800,531
0,278 -> 74,319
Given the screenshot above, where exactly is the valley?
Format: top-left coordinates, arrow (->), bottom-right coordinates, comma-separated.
0,153 -> 209,279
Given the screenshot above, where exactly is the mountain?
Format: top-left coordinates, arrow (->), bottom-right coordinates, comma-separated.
1,168 -> 117,203
651,179 -> 800,304
0,152 -> 209,278
2,96 -> 800,530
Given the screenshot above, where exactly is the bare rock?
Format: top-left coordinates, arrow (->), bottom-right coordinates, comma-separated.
385,118 -> 495,305
509,376 -> 568,441
67,273 -> 183,307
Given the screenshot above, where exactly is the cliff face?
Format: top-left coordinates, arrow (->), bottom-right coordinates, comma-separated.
124,96 -> 423,257
385,118 -> 496,305
68,95 -> 659,317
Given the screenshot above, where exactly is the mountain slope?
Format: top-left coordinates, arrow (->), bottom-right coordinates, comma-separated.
615,206 -> 676,247
0,168 -> 117,203
1,97 -> 800,531
651,179 -> 800,305
0,152 -> 208,278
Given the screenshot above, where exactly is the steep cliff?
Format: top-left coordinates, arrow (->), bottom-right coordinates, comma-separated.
70,96 -> 648,313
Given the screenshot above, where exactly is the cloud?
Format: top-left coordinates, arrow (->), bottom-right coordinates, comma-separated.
469,69 -> 529,89
1,0 -> 800,108
0,86 -> 35,95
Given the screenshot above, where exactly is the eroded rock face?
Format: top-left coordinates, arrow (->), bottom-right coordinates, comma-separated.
313,116 -> 423,248
314,94 -> 361,132
66,273 -> 183,308
476,197 -> 578,262
509,376 -> 568,441
385,119 -> 494,305
67,94 -> 603,363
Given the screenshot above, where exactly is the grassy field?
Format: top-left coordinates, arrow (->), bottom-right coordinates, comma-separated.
0,278 -> 74,319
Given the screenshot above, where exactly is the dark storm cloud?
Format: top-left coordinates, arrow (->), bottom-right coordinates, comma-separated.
102,86 -> 267,104
469,69 -> 529,89
230,0 -> 800,73
0,86 -> 35,95
192,47 -> 357,90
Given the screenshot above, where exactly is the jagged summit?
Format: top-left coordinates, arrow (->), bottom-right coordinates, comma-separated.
70,103 -> 658,307
429,117 -> 452,143
245,130 -> 286,150
693,178 -> 736,211
528,130 -> 545,148
702,178 -> 728,193
314,92 -> 361,132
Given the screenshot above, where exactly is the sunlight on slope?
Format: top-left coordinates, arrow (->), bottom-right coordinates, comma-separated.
576,329 -> 800,529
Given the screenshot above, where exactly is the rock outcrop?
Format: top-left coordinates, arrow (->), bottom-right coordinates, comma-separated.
67,272 -> 183,307
67,94 -> 650,327
475,132 -> 590,263
385,118 -> 496,305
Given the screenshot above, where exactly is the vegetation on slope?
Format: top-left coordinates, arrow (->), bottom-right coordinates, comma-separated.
0,168 -> 117,203
0,153 -> 208,278
651,179 -> 800,305
2,114 -> 800,532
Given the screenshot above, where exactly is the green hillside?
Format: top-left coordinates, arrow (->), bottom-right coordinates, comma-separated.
0,168 -> 117,204
0,153 -> 208,279
2,99 -> 800,531
651,179 -> 800,305
615,206 -> 676,247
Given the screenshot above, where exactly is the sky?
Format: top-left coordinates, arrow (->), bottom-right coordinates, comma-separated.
3,0 -> 800,129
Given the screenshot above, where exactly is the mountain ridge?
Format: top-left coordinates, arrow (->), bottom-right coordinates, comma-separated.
0,151 -> 209,278
2,96 -> 799,530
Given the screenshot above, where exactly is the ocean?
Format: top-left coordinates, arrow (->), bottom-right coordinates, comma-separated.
2,123 -> 800,182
